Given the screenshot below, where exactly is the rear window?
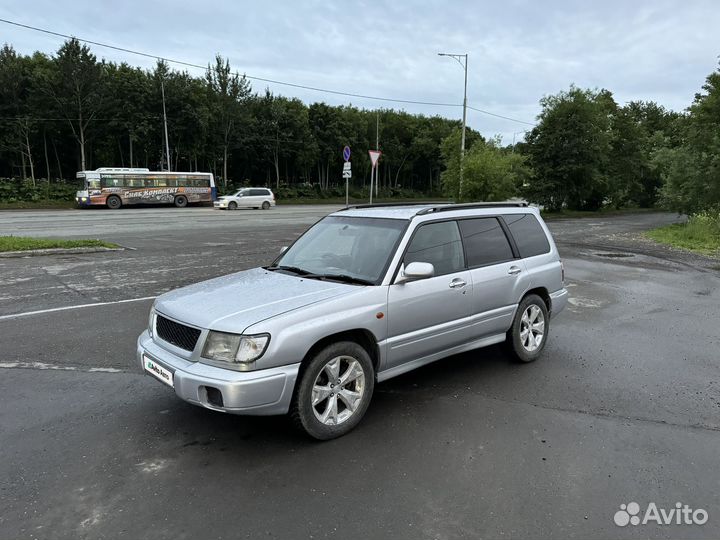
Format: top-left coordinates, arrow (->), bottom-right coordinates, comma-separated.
458,218 -> 514,266
503,214 -> 551,258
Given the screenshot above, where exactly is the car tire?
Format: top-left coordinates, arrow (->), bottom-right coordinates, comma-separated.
290,341 -> 375,440
106,195 -> 121,210
506,294 -> 549,363
262,201 -> 271,210
228,201 -> 237,210
174,195 -> 188,208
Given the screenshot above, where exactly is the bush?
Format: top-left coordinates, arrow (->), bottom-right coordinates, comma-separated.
0,179 -> 81,203
646,209 -> 720,254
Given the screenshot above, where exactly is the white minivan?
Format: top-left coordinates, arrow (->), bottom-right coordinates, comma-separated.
214,188 -> 276,210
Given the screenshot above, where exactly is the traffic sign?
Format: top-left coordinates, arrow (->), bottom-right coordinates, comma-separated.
342,161 -> 352,179
369,150 -> 382,167
343,146 -> 351,162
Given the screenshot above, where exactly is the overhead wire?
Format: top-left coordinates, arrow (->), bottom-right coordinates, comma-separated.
0,17 -> 536,126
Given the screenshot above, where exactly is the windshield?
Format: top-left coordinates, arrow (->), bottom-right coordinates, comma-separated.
273,216 -> 407,284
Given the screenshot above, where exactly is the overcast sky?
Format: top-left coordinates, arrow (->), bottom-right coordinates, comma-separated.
2,0 -> 719,143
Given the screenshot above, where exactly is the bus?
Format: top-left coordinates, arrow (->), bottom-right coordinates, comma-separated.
75,168 -> 216,209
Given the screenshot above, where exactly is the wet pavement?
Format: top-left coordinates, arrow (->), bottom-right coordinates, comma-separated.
1,208 -> 718,540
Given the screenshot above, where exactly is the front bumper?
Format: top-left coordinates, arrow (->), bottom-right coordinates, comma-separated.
137,331 -> 299,415
213,201 -> 229,209
550,288 -> 569,317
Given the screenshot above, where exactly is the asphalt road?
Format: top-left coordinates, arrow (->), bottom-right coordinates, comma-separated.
1,207 -> 719,540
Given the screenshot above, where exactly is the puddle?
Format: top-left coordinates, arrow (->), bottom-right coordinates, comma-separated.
595,253 -> 634,258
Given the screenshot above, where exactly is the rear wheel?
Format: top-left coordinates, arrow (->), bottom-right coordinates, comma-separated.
174,195 -> 188,208
506,294 -> 549,363
106,195 -> 121,210
291,341 -> 374,440
261,201 -> 271,210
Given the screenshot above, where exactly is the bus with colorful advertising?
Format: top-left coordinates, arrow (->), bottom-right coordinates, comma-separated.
75,168 -> 216,209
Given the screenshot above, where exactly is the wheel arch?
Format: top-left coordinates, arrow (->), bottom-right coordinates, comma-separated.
296,329 -> 380,382
523,287 -> 551,312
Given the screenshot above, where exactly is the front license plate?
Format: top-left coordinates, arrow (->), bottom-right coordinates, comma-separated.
144,356 -> 174,388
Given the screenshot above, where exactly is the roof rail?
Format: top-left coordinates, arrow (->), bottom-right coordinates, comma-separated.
415,201 -> 529,215
339,201 -> 451,211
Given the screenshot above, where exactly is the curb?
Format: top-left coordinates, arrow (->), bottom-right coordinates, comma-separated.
0,246 -> 125,258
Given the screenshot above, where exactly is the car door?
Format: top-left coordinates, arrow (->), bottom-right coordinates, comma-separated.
237,189 -> 252,207
386,220 -> 474,371
458,217 -> 530,337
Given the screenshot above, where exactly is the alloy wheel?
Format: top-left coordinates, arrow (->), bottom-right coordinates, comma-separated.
520,305 -> 545,352
311,356 -> 366,426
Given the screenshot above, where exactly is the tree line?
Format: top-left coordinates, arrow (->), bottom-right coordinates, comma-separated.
1,37 -> 718,214
0,39 -> 462,196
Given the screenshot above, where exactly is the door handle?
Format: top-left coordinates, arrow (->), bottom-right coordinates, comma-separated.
449,278 -> 467,289
508,266 -> 522,275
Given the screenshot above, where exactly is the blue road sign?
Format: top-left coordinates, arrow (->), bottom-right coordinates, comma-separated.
343,146 -> 351,162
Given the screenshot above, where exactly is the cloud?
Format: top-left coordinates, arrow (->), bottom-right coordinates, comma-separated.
1,0 -> 719,144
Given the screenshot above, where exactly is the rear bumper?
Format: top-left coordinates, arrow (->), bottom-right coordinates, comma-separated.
549,288 -> 569,317
137,331 -> 299,416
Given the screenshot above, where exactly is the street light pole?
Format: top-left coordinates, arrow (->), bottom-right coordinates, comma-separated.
161,79 -> 171,172
439,52 -> 468,200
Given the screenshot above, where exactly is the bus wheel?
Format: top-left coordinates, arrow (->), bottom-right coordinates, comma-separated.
262,201 -> 271,210
174,195 -> 188,208
106,195 -> 122,210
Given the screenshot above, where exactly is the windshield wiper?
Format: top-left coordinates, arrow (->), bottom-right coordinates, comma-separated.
313,274 -> 373,285
266,266 -> 371,285
266,265 -> 314,276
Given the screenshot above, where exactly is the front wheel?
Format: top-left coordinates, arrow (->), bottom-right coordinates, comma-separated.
228,201 -> 238,210
506,294 -> 549,363
174,195 -> 188,208
291,341 -> 375,440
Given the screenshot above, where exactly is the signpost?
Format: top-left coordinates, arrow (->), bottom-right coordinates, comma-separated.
342,146 -> 351,207
368,150 -> 382,204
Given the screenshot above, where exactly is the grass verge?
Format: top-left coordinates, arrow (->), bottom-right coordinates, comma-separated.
645,212 -> 720,256
0,236 -> 119,252
0,200 -> 77,210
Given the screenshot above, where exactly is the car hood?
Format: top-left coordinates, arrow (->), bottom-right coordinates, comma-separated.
154,267 -> 357,333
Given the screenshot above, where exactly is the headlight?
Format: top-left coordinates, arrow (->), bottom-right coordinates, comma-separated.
148,309 -> 156,338
202,331 -> 270,364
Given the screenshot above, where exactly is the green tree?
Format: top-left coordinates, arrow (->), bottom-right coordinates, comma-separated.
439,127 -> 484,200
41,38 -> 105,171
442,133 -> 525,201
206,55 -> 251,186
523,86 -> 613,210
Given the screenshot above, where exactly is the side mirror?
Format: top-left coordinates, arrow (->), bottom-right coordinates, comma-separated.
395,262 -> 435,284
279,246 -> 288,254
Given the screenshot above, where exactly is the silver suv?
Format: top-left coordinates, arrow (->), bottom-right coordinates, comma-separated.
137,202 -> 568,439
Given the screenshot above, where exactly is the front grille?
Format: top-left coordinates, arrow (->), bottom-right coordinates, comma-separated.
155,315 -> 201,351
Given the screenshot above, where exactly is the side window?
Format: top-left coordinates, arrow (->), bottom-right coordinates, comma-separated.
503,214 -> 551,258
404,221 -> 465,276
458,218 -> 514,267
250,189 -> 268,196
101,176 -> 123,188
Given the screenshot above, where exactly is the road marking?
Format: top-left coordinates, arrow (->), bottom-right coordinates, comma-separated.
0,296 -> 156,321
0,361 -> 124,373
